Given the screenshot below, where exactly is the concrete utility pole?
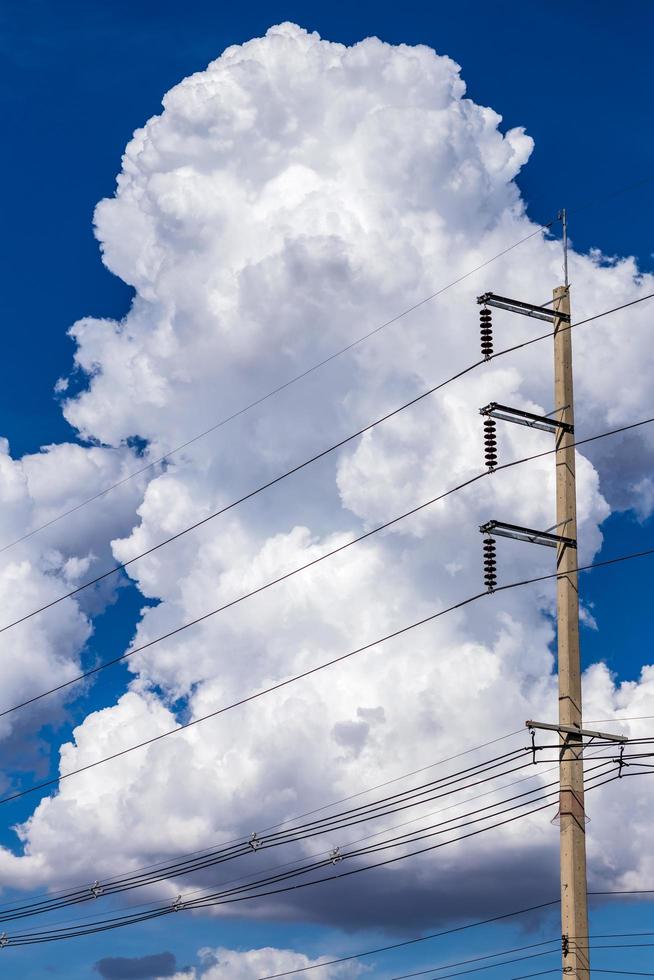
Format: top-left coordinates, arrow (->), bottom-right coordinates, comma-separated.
478,266 -> 594,980
553,283 -> 590,980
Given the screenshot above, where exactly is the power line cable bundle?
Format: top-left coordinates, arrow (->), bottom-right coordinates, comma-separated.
0,747 -> 539,923
0,760 -> 631,947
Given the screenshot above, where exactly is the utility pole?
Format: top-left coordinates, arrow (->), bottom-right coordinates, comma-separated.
476,272 -> 593,979
553,283 -> 590,980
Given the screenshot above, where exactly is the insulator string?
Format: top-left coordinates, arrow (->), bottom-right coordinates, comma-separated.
483,417 -> 498,471
480,306 -> 493,359
483,536 -> 497,592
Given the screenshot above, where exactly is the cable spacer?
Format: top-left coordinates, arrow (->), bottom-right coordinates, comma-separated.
249,831 -> 262,852
329,846 -> 343,865
90,880 -> 104,898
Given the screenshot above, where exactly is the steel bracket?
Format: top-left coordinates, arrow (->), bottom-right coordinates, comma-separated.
477,291 -> 570,324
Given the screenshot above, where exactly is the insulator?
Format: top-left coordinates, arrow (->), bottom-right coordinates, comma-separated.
480,306 -> 493,360
483,537 -> 497,592
483,417 -> 497,471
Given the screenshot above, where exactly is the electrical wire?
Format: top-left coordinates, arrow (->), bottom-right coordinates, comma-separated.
0,225 -> 555,558
0,752 -> 564,935
0,749 -> 537,921
10,727 -> 603,936
587,715 -> 654,725
3,546 -> 654,807
2,287 -> 652,640
252,890 -> 654,979
9,761 -> 588,924
6,168 -> 652,559
3,768 -> 603,941
2,181 -> 653,953
386,946 -> 560,980
508,971 -> 559,980
0,727 -> 526,916
590,972 -> 654,977
4,409 -> 654,720
0,769 -> 629,946
0,796 -> 565,944
385,941 -> 559,980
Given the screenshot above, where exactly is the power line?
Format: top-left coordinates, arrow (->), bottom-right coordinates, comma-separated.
0,765 -> 553,926
7,169 -> 653,558
83,757 -> 617,933
0,224 -> 556,558
576,943 -> 654,950
252,888 -> 654,979
3,288 -> 652,640
12,730 -> 603,935
0,728 -> 526,916
0,753 -> 566,936
0,749 -> 538,921
6,768 -> 624,942
589,889 -> 654,897
590,972 -> 654,977
2,545 -> 654,806
386,941 -> 559,980
0,798 -> 567,945
387,947 -> 560,980
587,716 -> 654,725
4,410 -> 653,719
0,759 -> 634,944
508,971 -> 559,980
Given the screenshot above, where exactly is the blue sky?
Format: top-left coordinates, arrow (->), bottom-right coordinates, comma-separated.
1,1 -> 653,977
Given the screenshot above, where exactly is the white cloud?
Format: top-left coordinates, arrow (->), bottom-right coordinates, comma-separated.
0,439 -> 147,743
167,944 -> 363,979
1,21 -> 654,934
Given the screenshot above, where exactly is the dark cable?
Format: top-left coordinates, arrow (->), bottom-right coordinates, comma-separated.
0,751 -> 535,921
0,727 -> 524,915
2,288 -> 652,639
2,546 -> 654,806
7,771 -> 623,946
0,225 -> 554,558
388,949 -> 560,980
4,411 -> 654,719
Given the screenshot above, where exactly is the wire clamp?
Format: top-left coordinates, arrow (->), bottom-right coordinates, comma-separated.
249,832 -> 262,852
618,743 -> 626,778
329,846 -> 343,865
562,933 -> 570,957
90,880 -> 104,898
173,894 -> 184,911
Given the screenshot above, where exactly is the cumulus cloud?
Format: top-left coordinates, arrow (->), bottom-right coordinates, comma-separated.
166,945 -> 362,979
1,21 -> 654,937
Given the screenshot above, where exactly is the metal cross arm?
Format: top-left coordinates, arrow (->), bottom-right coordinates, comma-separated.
479,520 -> 576,549
525,720 -> 629,744
480,402 -> 574,435
476,291 -> 571,324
